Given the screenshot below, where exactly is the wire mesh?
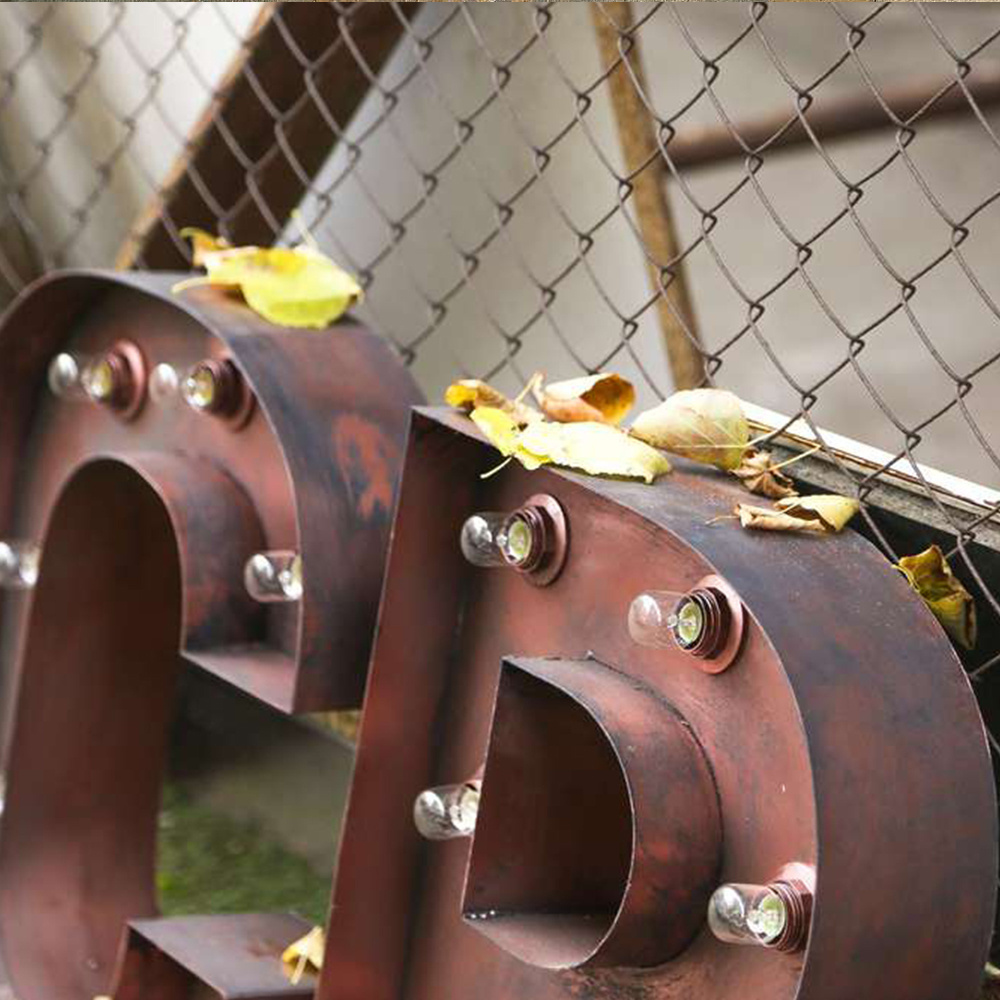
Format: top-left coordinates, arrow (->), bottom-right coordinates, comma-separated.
4,0 -> 1000,892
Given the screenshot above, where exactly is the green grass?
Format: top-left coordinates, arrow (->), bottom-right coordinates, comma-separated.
156,784 -> 330,926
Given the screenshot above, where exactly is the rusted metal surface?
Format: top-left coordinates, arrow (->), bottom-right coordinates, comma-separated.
0,270 -> 421,1000
320,406 -> 996,1000
108,913 -> 316,999
465,656 -> 721,971
0,269 -> 422,719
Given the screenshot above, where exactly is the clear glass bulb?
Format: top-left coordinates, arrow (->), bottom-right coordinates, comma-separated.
627,590 -> 698,649
244,551 -> 304,603
499,514 -> 533,566
0,540 -> 41,591
460,513 -> 508,568
279,554 -> 304,601
708,883 -> 787,947
414,781 -> 481,840
82,357 -> 117,402
149,363 -> 180,406
47,352 -> 90,401
181,363 -> 219,412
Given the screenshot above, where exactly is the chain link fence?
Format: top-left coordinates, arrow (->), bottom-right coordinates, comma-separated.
4,0 -> 1000,949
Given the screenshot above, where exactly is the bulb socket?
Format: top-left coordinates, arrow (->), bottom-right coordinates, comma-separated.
182,358 -> 255,428
675,588 -> 729,658
768,879 -> 812,953
84,341 -> 147,420
502,494 -> 568,587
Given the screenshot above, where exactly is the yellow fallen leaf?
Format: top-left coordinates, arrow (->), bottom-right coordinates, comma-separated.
731,449 -> 798,499
282,925 -> 325,984
471,407 -> 549,471
445,379 -> 539,426
179,226 -> 231,266
533,372 -> 635,426
176,233 -> 362,329
630,388 -> 750,471
735,494 -> 859,534
518,419 -> 671,483
896,545 -> 977,650
470,408 -> 669,482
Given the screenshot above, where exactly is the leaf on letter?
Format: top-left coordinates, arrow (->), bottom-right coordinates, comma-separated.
470,408 -> 670,483
471,407 -> 549,471
735,494 -> 859,534
282,925 -> 325,984
896,545 -> 977,650
179,226 -> 231,266
533,372 -> 636,425
731,449 -> 798,499
176,231 -> 362,329
518,419 -> 671,483
445,379 -> 539,426
630,388 -> 750,471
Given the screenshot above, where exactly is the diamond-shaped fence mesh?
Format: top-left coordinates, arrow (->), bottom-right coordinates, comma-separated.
4,0 -> 1000,943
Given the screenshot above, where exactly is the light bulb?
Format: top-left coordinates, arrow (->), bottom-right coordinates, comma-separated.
149,363 -> 180,406
459,496 -> 567,586
628,588 -> 730,658
47,352 -> 89,401
279,554 -> 304,601
499,514 -> 534,566
181,358 -> 252,426
52,342 -> 147,417
244,551 -> 304,603
82,357 -> 117,403
708,880 -> 811,951
627,590 -> 691,648
181,363 -> 219,412
414,781 -> 481,840
460,513 -> 508,568
0,540 -> 40,591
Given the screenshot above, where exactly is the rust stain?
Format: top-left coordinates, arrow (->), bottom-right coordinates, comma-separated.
332,414 -> 398,522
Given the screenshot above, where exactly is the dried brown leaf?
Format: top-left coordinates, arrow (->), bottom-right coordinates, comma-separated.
736,494 -> 859,534
445,379 -> 539,426
533,372 -> 636,425
896,544 -> 977,650
731,449 -> 798,499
